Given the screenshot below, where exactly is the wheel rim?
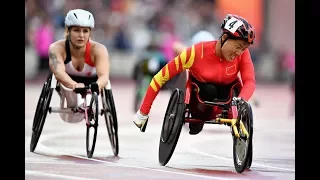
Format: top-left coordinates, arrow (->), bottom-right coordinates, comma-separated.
161,91 -> 179,143
106,110 -> 115,145
87,93 -> 98,154
103,90 -> 118,155
30,76 -> 53,151
32,83 -> 46,131
235,106 -> 250,165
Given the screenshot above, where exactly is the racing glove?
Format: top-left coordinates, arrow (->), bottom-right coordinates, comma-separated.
133,110 -> 149,132
233,97 -> 249,115
233,97 -> 246,104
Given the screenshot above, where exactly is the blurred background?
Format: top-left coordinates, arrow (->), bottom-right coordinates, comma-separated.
25,2 -> 295,178
25,0 -> 294,81
25,0 -> 295,115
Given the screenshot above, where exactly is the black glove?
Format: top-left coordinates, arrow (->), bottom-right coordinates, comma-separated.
233,97 -> 248,115
90,82 -> 99,94
232,97 -> 246,104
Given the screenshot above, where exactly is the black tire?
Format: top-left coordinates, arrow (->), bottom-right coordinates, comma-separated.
159,88 -> 185,166
232,102 -> 254,173
102,89 -> 119,156
245,105 -> 253,169
30,73 -> 53,152
86,92 -> 99,158
246,139 -> 253,169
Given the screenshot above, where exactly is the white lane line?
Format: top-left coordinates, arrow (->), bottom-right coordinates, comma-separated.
25,170 -> 100,180
26,118 -> 294,173
187,141 -> 295,172
26,129 -> 243,180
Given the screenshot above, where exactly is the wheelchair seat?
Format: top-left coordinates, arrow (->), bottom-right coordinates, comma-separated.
190,76 -> 241,104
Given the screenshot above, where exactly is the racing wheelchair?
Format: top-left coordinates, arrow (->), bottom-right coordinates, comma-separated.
157,70 -> 253,173
29,73 -> 119,158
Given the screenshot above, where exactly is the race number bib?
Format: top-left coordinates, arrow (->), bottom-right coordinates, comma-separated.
224,17 -> 243,33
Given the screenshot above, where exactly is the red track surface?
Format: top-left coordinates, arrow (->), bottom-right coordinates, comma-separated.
25,80 -> 295,180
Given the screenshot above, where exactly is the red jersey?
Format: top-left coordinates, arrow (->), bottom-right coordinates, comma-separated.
140,41 -> 256,115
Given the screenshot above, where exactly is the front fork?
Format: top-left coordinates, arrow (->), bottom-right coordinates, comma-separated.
226,101 -> 249,139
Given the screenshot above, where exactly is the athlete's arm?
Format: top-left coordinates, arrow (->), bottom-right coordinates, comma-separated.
48,43 -> 78,89
93,43 -> 110,91
172,41 -> 187,54
139,44 -> 199,115
238,49 -> 256,101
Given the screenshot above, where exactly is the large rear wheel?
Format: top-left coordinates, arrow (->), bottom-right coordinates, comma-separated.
159,89 -> 185,166
102,89 -> 119,156
30,73 -> 53,152
86,92 -> 99,158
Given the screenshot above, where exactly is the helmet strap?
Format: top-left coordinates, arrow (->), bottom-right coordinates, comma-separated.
220,33 -> 228,48
67,34 -> 71,41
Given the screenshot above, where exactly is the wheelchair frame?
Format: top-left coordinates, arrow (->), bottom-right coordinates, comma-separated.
29,73 -> 119,158
183,76 -> 249,140
158,70 -> 253,173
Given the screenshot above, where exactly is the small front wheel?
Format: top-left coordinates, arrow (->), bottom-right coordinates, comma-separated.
232,102 -> 253,173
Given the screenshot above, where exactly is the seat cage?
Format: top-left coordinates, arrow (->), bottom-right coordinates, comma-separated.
184,70 -> 243,106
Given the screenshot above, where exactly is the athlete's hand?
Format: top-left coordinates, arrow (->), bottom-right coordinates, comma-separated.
133,110 -> 149,132
233,97 -> 247,105
72,83 -> 85,90
233,97 -> 249,115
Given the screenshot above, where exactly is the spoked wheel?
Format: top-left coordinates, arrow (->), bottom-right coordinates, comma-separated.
102,89 -> 119,156
159,88 -> 185,166
86,92 -> 99,158
232,102 -> 254,173
30,73 -> 54,152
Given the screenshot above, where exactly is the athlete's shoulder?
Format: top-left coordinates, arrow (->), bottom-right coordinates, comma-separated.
49,39 -> 65,52
202,40 -> 217,48
89,40 -> 106,49
90,40 -> 107,50
239,48 -> 251,59
90,40 -> 109,56
193,40 -> 216,56
192,40 -> 216,50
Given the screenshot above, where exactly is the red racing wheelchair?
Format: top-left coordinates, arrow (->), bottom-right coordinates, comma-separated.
158,70 -> 253,173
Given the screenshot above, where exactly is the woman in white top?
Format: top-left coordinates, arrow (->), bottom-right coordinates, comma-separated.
48,9 -> 110,123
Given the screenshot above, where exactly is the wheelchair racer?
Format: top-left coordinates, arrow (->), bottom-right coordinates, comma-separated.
173,30 -> 260,108
133,14 -> 256,135
48,9 -> 110,123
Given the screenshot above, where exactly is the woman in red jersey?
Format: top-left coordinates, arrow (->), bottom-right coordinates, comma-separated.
133,14 -> 256,135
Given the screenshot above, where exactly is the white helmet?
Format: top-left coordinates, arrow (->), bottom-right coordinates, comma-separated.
65,9 -> 94,29
191,30 -> 215,45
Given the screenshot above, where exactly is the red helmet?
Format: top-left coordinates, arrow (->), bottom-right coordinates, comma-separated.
220,14 -> 256,44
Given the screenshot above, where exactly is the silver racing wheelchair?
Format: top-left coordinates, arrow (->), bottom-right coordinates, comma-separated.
29,73 -> 119,158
